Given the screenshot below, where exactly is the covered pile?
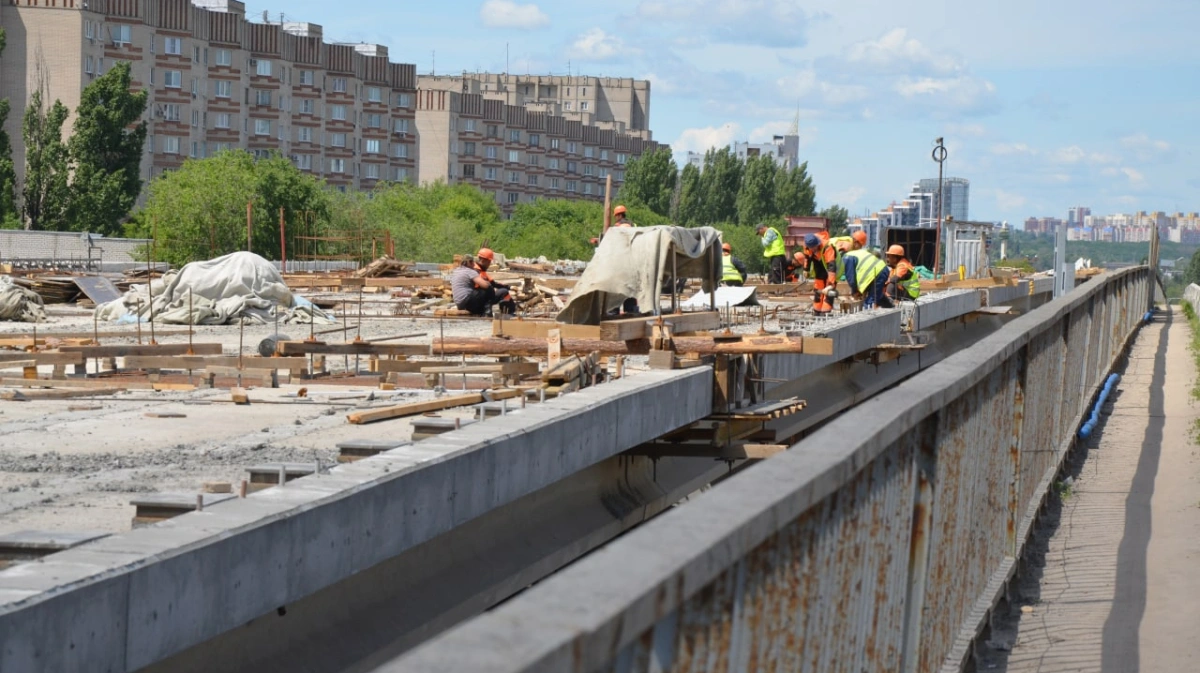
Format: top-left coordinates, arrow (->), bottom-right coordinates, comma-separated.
97,251 -> 333,325
0,275 -> 48,322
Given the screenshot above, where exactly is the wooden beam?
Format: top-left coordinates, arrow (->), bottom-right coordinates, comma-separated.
231,387 -> 250,404
0,329 -> 194,340
58,344 -> 224,358
0,378 -> 195,392
276,341 -> 430,357
123,355 -> 309,373
419,363 -> 539,377
376,359 -> 453,374
0,352 -> 85,366
491,320 -> 600,339
1,387 -> 121,401
598,311 -> 721,341
434,334 -> 827,356
346,388 -> 521,425
0,360 -> 36,370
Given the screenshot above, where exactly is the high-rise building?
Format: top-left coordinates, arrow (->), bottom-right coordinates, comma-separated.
917,177 -> 970,222
1067,206 -> 1091,227
0,1 -> 421,194
683,133 -> 803,171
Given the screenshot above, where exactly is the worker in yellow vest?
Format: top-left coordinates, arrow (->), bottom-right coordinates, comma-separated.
720,243 -> 747,286
843,248 -> 893,309
885,244 -> 921,301
756,224 -> 788,283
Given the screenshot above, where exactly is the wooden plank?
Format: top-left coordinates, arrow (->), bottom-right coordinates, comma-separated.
0,352 -> 84,366
0,329 -> 193,341
435,334 -> 812,356
346,388 -> 521,425
491,320 -> 601,339
276,341 -> 430,357
364,277 -> 444,288
376,359 -> 454,374
123,355 -> 309,372
947,277 -> 1010,289
0,360 -> 36,370
547,329 -> 561,367
2,388 -> 121,401
230,387 -> 250,405
598,311 -> 720,341
532,278 -> 577,290
801,336 -> 835,356
59,343 -> 224,358
0,378 -> 195,392
419,363 -> 539,376
144,412 -> 187,418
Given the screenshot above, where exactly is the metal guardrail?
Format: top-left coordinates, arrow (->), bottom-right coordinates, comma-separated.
388,267 -> 1150,673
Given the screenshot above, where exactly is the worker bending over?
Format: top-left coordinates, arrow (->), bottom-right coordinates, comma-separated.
843,247 -> 894,309
720,242 -> 748,286
800,233 -> 840,314
885,244 -> 921,302
451,248 -> 516,316
756,223 -> 788,284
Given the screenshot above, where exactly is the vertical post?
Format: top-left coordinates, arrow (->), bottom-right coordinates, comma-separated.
1054,220 -> 1069,298
601,174 -> 613,238
931,139 -> 947,275
900,414 -> 940,673
279,207 -> 286,273
1147,225 -> 1159,311
246,201 -> 253,252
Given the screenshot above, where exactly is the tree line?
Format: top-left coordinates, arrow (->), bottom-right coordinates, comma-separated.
0,28 -> 147,234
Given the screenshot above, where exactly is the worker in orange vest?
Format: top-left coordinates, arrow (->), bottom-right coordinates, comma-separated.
885,244 -> 921,301
801,233 -> 839,315
611,205 -> 634,228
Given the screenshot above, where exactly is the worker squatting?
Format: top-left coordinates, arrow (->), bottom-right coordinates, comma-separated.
449,206 -> 920,317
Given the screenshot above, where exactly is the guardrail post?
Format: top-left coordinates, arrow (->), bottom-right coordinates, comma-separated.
900,414 -> 940,673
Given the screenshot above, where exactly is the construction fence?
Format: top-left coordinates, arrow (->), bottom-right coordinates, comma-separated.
0,230 -> 150,270
392,266 -> 1152,673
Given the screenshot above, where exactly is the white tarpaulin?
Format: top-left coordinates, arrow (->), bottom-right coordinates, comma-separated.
683,286 -> 759,310
96,251 -> 333,325
556,226 -> 723,325
0,275 -> 47,323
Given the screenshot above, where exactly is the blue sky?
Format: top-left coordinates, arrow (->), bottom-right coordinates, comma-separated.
266,0 -> 1197,226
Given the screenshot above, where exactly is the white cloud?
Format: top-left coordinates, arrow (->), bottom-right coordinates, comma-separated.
479,0 -> 549,29
1121,167 -> 1146,187
990,143 -> 1036,156
945,123 -> 987,138
1046,146 -> 1118,165
994,189 -> 1028,211
830,186 -> 867,208
1119,132 -> 1175,162
844,28 -> 961,76
672,123 -> 742,155
569,28 -> 628,60
635,0 -> 817,48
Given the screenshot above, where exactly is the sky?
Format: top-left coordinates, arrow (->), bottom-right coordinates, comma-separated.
264,0 -> 1198,227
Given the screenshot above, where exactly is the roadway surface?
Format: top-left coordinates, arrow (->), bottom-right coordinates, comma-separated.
984,306 -> 1200,672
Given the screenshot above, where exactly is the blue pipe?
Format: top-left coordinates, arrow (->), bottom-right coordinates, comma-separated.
1143,311 -> 1154,323
1079,373 -> 1120,439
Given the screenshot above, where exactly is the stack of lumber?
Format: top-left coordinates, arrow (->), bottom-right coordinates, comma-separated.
11,275 -> 81,304
354,256 -> 413,278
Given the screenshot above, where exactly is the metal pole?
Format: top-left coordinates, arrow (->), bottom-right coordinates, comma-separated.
931,138 -> 948,275
279,207 -> 286,274
246,201 -> 253,252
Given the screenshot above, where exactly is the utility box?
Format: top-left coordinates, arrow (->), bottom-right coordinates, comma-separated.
884,221 -> 993,277
884,227 -> 939,271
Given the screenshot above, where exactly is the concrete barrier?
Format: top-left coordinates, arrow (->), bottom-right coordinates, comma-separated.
1184,283 -> 1200,315
0,367 -> 712,673
387,267 -> 1150,673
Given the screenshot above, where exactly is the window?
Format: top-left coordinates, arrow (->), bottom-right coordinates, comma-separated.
111,25 -> 131,46
503,192 -> 517,204
330,105 -> 346,121
215,113 -> 231,129
215,80 -> 231,98
165,37 -> 182,55
484,167 -> 497,181
529,134 -> 540,147
395,167 -> 408,182
367,113 -> 382,128
567,161 -> 577,174
551,138 -> 560,150
332,77 -> 347,93
256,60 -> 272,77
190,141 -> 198,158
564,101 -> 573,111
300,70 -> 314,86
296,154 -> 312,170
365,163 -> 380,179
550,177 -> 560,190
599,167 -> 609,178
527,174 -> 538,186
486,146 -> 497,159
463,142 -> 476,156
584,183 -> 593,195
616,153 -> 628,165
528,154 -> 539,167
486,124 -> 499,138
393,143 -> 408,158
600,150 -> 609,161
615,170 -> 624,181
464,119 -> 476,132
255,90 -> 271,106
462,164 -> 476,178
582,87 -> 587,96
584,146 -> 594,159
366,139 -> 381,154
255,119 -> 271,136
163,136 -> 180,154
566,180 -> 577,193
300,99 -> 314,115
147,135 -> 153,154
548,158 -> 560,170
85,56 -> 94,75
508,171 -> 519,183
567,142 -> 577,154
331,133 -> 347,148
278,123 -> 284,141
164,70 -> 181,88
367,87 -> 382,103
215,49 -> 231,66
190,109 -> 199,127
508,150 -> 519,163
395,93 -> 412,108
509,130 -> 521,143
584,164 -> 594,176
581,101 -> 590,111
393,118 -> 409,134
191,78 -> 199,96
204,48 -> 209,64
297,127 -> 312,143
85,20 -> 94,40
331,159 -> 345,174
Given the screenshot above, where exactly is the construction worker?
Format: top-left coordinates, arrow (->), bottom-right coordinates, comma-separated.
885,244 -> 921,301
843,247 -> 894,309
756,223 -> 788,283
801,233 -> 839,314
451,248 -> 516,316
720,242 -> 747,286
612,205 -> 634,228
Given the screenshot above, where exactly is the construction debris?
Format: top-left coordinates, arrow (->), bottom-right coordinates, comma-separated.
0,276 -> 48,322
354,256 -> 413,278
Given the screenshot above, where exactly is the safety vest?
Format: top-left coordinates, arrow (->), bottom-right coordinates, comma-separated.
721,254 -> 742,283
762,227 -> 786,258
895,260 -> 920,299
846,249 -> 886,290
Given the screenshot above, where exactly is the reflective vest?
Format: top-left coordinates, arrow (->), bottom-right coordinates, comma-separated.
721,254 -> 743,283
846,249 -> 886,291
828,237 -> 852,279
895,260 -> 920,299
762,227 -> 786,258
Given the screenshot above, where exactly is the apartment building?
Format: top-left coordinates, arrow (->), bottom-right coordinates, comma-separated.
416,88 -> 662,218
0,0 -> 418,194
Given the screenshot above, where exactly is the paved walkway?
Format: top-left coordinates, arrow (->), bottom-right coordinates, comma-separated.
992,306 -> 1200,672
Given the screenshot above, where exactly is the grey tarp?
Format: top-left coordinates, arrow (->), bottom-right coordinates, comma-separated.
556,226 -> 723,325
96,251 -> 333,325
0,275 -> 47,323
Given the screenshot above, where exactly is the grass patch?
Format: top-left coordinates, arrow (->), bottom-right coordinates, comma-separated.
1182,301 -> 1200,443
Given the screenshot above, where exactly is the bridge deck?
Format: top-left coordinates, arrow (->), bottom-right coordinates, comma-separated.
986,307 -> 1200,672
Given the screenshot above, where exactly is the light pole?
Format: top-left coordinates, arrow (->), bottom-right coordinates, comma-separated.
931,138 -> 948,274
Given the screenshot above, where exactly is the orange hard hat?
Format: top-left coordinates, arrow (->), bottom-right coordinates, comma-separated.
613,205 -> 627,217
852,231 -> 868,247
793,250 -> 806,262
721,242 -> 731,253
476,247 -> 495,261
887,244 -> 905,257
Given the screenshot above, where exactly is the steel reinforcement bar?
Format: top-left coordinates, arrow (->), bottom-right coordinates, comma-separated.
387,266 -> 1150,673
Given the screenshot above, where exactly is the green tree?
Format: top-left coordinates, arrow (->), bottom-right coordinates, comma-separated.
132,150 -> 330,266
21,89 -> 70,231
488,198 -> 669,261
1185,250 -> 1200,286
617,148 -> 677,217
775,162 -> 815,217
355,180 -> 501,262
718,222 -> 769,275
0,28 -> 18,226
673,162 -> 703,225
820,204 -> 850,237
67,61 -> 148,235
698,147 -> 742,224
735,154 -> 779,226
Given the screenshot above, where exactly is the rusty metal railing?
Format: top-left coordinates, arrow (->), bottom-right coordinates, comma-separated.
387,267 -> 1150,673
